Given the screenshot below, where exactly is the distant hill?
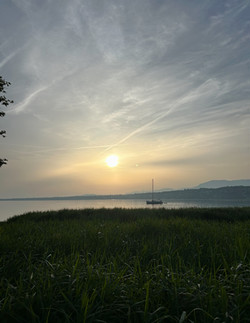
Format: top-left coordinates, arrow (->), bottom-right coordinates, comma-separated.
1,186 -> 250,201
193,180 -> 250,189
155,188 -> 173,192
123,186 -> 250,201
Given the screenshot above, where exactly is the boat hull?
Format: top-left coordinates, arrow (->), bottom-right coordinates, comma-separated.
146,200 -> 163,205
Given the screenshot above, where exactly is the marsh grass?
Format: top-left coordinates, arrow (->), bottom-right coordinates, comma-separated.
0,207 -> 249,322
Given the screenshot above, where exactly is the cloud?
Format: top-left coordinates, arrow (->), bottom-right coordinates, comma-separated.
0,0 -> 249,197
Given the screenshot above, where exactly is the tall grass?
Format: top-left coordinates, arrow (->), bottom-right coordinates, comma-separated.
0,207 -> 249,322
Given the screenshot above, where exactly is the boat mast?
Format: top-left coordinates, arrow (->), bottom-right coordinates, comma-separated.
152,178 -> 154,201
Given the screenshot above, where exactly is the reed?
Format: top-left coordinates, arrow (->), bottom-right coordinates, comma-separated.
0,207 -> 249,322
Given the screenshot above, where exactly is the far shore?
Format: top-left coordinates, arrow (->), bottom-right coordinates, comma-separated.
1,185 -> 250,201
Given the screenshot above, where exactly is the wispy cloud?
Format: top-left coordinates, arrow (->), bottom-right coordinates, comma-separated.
1,0 -> 249,197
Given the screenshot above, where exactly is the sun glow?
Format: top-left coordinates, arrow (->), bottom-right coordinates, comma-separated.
106,155 -> 119,167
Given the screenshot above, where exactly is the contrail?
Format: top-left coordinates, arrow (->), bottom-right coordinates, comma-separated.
9,86 -> 48,114
103,79 -> 213,152
9,67 -> 80,114
103,96 -> 186,152
0,44 -> 27,69
0,48 -> 22,69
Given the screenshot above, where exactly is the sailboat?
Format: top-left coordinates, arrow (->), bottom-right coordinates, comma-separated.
146,179 -> 163,205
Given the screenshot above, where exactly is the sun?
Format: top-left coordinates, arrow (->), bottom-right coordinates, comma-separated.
106,155 -> 119,167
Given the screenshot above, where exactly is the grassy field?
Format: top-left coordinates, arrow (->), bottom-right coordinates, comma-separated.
0,207 -> 249,322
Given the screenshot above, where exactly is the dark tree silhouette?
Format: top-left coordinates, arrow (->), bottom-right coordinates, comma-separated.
0,76 -> 13,167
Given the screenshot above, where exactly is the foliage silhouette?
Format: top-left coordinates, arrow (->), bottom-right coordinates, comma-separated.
0,76 -> 13,167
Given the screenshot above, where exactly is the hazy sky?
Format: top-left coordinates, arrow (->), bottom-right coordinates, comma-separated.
0,0 -> 249,198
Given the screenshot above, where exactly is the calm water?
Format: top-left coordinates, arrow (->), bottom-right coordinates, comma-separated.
0,199 -> 249,222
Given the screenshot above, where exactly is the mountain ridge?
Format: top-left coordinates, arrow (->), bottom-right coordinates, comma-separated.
193,179 -> 250,189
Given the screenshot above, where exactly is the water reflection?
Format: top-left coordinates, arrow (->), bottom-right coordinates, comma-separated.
0,199 -> 249,222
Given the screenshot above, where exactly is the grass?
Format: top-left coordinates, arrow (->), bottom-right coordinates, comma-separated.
0,207 -> 249,322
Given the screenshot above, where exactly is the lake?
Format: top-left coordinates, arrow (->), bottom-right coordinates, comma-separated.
1,198 -> 249,222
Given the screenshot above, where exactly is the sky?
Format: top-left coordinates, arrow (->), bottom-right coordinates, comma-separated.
0,0 -> 249,198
